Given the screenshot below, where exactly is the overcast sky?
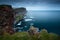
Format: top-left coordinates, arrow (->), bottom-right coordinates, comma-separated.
0,0 -> 60,10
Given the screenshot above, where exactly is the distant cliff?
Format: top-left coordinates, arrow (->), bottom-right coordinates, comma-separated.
14,7 -> 27,24
14,7 -> 27,13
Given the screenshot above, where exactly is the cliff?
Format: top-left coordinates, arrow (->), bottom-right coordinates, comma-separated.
14,7 -> 27,24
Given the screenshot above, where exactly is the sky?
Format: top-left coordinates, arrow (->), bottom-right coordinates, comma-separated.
0,0 -> 60,10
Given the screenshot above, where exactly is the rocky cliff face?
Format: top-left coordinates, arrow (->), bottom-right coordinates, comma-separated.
0,4 -> 14,35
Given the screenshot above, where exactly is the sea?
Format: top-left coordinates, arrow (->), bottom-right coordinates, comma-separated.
15,10 -> 60,35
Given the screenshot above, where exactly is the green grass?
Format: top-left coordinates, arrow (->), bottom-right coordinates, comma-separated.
0,29 -> 60,40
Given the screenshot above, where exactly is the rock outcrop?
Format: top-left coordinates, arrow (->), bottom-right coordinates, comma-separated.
28,26 -> 39,35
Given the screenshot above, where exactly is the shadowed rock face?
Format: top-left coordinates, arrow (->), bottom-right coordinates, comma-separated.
0,4 -> 14,35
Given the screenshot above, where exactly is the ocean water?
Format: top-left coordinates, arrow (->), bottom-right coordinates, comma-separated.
16,10 -> 60,35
